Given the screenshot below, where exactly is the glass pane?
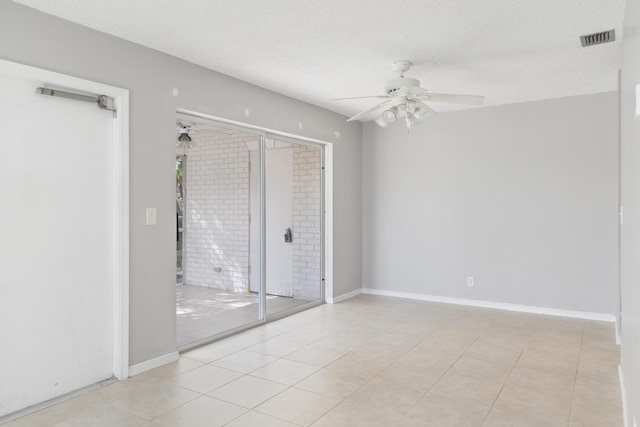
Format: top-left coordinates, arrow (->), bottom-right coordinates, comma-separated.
265,139 -> 323,316
176,122 -> 262,347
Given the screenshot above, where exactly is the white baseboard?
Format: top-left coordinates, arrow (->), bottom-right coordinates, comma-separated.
129,351 -> 179,377
326,288 -> 362,304
620,365 -> 629,427
362,288 -> 615,322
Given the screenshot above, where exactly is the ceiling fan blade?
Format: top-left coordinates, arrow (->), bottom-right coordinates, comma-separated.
333,95 -> 389,101
415,92 -> 484,105
347,99 -> 394,122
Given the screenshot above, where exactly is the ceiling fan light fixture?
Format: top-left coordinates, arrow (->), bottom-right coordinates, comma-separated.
382,107 -> 398,123
412,106 -> 431,121
374,117 -> 389,128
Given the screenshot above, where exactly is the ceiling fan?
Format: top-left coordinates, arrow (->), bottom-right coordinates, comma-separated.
176,122 -> 195,148
334,60 -> 484,130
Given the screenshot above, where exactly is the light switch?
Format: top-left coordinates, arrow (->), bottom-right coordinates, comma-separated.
146,208 -> 157,225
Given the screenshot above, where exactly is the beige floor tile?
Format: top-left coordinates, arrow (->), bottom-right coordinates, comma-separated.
224,410 -> 298,427
483,406 -> 567,426
405,392 -> 491,427
14,394 -> 112,427
112,380 -> 200,420
494,385 -> 572,424
463,341 -> 522,366
250,359 -> 320,385
395,347 -> 459,372
355,339 -> 415,360
507,364 -> 576,396
375,362 -> 444,393
348,376 -> 425,415
211,350 -> 278,374
29,403 -> 156,427
569,395 -> 623,427
310,399 -> 405,427
147,357 -> 205,380
170,364 -> 242,393
449,357 -> 514,383
283,341 -> 350,367
152,395 -> 246,427
207,375 -> 287,408
256,388 -> 339,426
424,327 -> 480,351
475,332 -> 530,352
182,341 -> 242,363
578,356 -> 619,378
295,368 -> 369,399
485,323 -> 536,338
517,347 -> 579,372
579,346 -> 620,364
429,372 -> 503,406
325,352 -> 391,380
246,337 -> 307,357
276,326 -> 330,344
532,329 -> 583,346
573,371 -> 622,407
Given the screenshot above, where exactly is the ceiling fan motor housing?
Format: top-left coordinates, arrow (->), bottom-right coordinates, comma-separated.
385,77 -> 421,96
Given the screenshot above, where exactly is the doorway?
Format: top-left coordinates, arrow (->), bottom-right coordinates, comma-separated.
175,114 -> 326,349
0,60 -> 128,418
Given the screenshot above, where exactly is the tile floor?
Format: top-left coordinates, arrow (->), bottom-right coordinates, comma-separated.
177,285 -> 308,347
5,294 -> 622,426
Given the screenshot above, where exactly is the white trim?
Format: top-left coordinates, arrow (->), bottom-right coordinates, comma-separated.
177,108 -> 329,146
362,288 -> 616,322
324,144 -> 334,303
129,352 -> 179,377
620,365 -> 629,427
0,59 -> 130,380
326,287 -> 362,304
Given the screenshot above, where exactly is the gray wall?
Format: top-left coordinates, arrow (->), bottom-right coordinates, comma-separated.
363,93 -> 618,314
621,1 -> 640,424
0,1 -> 362,364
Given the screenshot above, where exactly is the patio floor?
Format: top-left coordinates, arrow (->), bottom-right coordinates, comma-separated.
176,285 -> 309,347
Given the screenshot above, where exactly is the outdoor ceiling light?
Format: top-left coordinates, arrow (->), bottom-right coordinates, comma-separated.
177,130 -> 192,142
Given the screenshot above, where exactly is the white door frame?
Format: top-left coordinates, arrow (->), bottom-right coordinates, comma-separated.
0,59 -> 130,380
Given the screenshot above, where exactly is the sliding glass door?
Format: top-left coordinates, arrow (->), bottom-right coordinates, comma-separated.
176,114 -> 325,349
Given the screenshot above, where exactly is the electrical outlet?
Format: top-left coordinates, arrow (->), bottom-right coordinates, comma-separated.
467,276 -> 474,287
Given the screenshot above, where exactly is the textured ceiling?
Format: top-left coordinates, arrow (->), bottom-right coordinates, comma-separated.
13,0 -> 625,119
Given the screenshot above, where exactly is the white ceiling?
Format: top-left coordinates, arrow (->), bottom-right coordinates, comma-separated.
14,0 -> 625,119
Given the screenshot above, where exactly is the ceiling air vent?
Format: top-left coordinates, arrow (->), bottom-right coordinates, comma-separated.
580,29 -> 615,47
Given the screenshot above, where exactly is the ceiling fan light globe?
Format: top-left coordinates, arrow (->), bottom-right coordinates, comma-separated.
374,117 -> 389,128
382,108 -> 398,123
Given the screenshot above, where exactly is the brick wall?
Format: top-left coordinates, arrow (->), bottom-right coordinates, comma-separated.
184,135 -> 322,300
184,132 -> 254,292
292,145 -> 322,300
